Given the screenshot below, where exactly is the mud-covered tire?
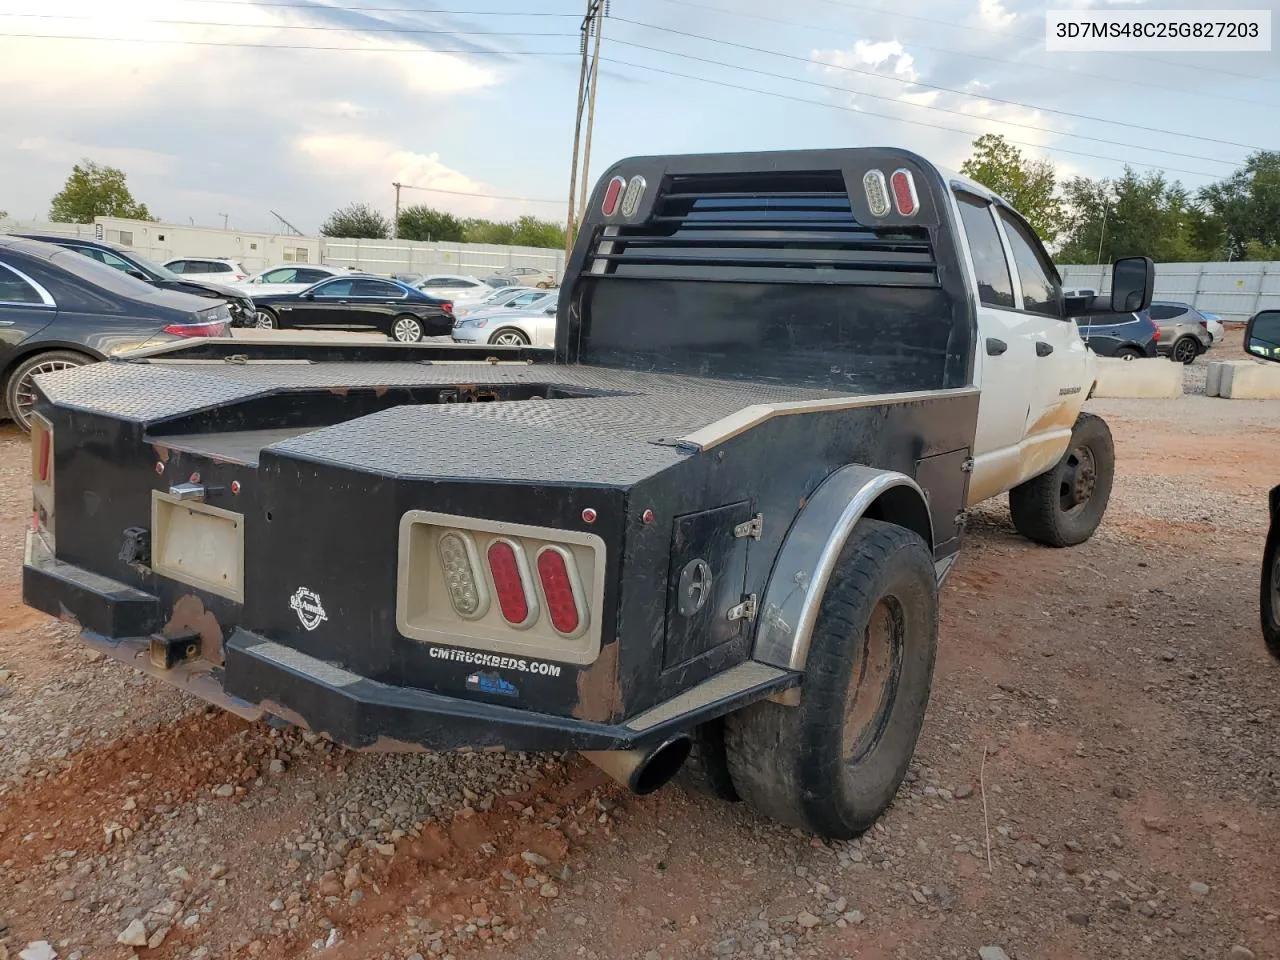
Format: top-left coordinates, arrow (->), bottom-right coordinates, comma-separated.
723,519 -> 937,839
673,718 -> 740,801
1262,506 -> 1280,661
1009,412 -> 1115,548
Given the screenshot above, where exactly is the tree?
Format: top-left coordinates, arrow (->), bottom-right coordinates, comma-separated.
1055,168 -> 1212,264
49,161 -> 155,223
959,134 -> 1063,243
1199,151 -> 1280,260
461,217 -> 515,245
320,202 -> 390,239
396,205 -> 463,242
510,215 -> 565,249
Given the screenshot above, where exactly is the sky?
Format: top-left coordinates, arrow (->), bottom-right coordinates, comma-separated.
0,0 -> 1277,234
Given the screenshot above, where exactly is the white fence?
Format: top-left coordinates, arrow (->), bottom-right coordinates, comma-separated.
1060,261 -> 1280,323
0,216 -> 565,279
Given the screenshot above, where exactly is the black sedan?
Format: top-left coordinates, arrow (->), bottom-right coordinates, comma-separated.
251,276 -> 454,341
16,233 -> 255,327
0,236 -> 230,430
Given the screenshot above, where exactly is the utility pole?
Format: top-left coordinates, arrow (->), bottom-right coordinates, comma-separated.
576,4 -> 606,221
564,0 -> 605,264
392,182 -> 403,239
218,212 -> 229,230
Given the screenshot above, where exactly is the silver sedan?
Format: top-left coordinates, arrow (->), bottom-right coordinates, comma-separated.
450,297 -> 558,347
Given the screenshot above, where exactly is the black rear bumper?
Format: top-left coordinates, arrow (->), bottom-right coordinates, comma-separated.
22,533 -> 795,753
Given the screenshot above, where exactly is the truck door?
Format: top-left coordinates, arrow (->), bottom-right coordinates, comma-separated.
993,206 -> 1088,457
952,190 -> 1039,504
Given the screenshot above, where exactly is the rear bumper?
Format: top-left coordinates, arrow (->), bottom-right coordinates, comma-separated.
22,533 -> 795,753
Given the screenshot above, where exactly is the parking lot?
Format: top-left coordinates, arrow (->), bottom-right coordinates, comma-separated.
0,342 -> 1277,960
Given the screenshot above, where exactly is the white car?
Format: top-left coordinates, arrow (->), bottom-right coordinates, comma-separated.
451,297 -> 558,347
164,257 -> 250,283
453,286 -> 553,318
1200,311 -> 1227,344
416,274 -> 492,302
235,264 -> 348,297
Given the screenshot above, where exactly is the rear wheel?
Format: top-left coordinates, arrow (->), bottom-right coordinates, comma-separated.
1262,514 -> 1280,661
255,309 -> 278,330
391,314 -> 424,343
489,328 -> 529,346
1171,336 -> 1200,364
1009,412 -> 1114,547
1115,346 -> 1143,361
5,350 -> 93,432
724,519 -> 937,839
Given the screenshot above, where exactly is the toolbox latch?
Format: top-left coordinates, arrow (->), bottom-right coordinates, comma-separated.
726,594 -> 758,623
733,514 -> 763,540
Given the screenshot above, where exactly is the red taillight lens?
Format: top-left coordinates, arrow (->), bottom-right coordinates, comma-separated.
536,547 -> 584,638
487,539 -> 533,627
601,176 -> 625,217
441,301 -> 453,315
37,429 -> 50,483
163,320 -> 229,338
890,169 -> 918,216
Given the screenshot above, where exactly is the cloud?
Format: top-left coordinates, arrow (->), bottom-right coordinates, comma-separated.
16,137 -> 177,177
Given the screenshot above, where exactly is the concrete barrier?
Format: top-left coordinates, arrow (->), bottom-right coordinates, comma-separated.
1091,356 -> 1183,399
1220,360 -> 1280,399
1205,360 -> 1255,396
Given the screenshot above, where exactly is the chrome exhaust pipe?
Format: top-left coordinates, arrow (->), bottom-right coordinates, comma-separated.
581,734 -> 693,796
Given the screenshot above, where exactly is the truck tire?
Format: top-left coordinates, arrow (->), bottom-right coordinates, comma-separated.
1008,412 -> 1114,548
674,718 -> 740,801
723,519 -> 937,839
1263,517 -> 1280,661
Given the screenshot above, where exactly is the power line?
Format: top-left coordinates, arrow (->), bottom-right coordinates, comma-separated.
0,31 -> 580,55
607,36 -> 1243,167
602,55 -> 1229,180
399,183 -> 566,205
168,0 -> 579,12
609,15 -> 1272,153
805,0 -> 1280,87
650,0 -> 1280,111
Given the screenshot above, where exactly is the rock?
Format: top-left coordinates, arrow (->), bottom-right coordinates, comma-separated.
268,759 -> 286,775
714,938 -> 737,956
1141,816 -> 1169,833
1112,785 -> 1134,800
1066,912 -> 1091,926
796,911 -> 821,928
147,925 -> 170,949
954,785 -> 973,799
19,945 -> 57,960
375,843 -> 396,856
117,920 -> 149,947
209,864 -> 228,880
213,784 -> 235,798
0,670 -> 11,682
1228,948 -> 1256,960
978,949 -> 1011,960
843,910 -> 864,925
348,890 -> 365,906
521,851 -> 551,868
1064,840 -> 1083,852
191,949 -> 210,959
1189,881 -> 1210,896
269,898 -> 285,912
539,883 -> 559,899
59,889 -> 75,902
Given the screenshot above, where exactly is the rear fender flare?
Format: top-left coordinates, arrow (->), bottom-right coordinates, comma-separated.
752,465 -> 933,673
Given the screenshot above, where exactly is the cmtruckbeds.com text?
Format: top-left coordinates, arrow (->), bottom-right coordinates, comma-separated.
428,646 -> 563,676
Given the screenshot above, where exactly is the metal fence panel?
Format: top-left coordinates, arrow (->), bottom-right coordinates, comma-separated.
1060,261 -> 1280,322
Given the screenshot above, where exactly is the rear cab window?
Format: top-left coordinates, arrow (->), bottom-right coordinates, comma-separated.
954,192 -> 1014,309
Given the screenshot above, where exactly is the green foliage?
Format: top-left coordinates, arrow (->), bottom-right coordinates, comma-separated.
1199,151 -> 1280,260
959,134 -> 1064,243
458,214 -> 564,249
1055,168 -> 1212,264
396,205 -> 463,242
320,202 -> 390,239
49,161 -> 155,223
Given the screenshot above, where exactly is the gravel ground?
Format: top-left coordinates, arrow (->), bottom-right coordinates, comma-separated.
1,344 -> 1277,960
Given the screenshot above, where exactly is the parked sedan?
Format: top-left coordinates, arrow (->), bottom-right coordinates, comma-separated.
251,276 -> 453,341
453,286 -> 551,318
489,266 -> 558,289
416,274 -> 492,303
164,257 -> 249,282
1074,312 -> 1158,359
1142,301 -> 1215,364
0,236 -> 230,430
236,264 -> 348,298
16,233 -> 255,327
1199,311 -> 1227,345
451,296 -> 558,346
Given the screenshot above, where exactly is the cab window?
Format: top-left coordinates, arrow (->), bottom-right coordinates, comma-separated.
996,208 -> 1062,318
954,192 -> 1014,309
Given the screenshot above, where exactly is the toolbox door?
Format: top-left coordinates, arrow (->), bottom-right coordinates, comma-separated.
662,501 -> 753,671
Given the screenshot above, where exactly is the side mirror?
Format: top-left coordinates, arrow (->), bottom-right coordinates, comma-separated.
1245,310 -> 1280,363
127,268 -> 148,281
1110,256 -> 1154,313
301,292 -> 315,300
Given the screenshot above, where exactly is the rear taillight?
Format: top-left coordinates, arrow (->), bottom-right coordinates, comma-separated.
535,546 -> 586,638
163,320 -> 229,337
441,301 -> 453,315
437,531 -> 488,619
601,176 -> 625,217
31,414 -> 55,543
486,539 -> 536,628
890,169 -> 919,216
1199,320 -> 1208,328
37,428 -> 51,483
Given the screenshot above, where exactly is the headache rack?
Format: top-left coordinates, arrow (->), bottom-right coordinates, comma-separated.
588,170 -> 938,286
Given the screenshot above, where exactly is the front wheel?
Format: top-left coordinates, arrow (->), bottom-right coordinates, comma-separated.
724,519 -> 937,839
255,309 -> 278,330
1009,412 -> 1115,547
391,314 -> 424,343
6,350 -> 93,432
1262,511 -> 1280,661
488,328 -> 530,346
1171,336 -> 1200,365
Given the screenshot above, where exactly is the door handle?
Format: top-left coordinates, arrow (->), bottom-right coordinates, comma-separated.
985,337 -> 1007,356
1036,341 -> 1054,357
